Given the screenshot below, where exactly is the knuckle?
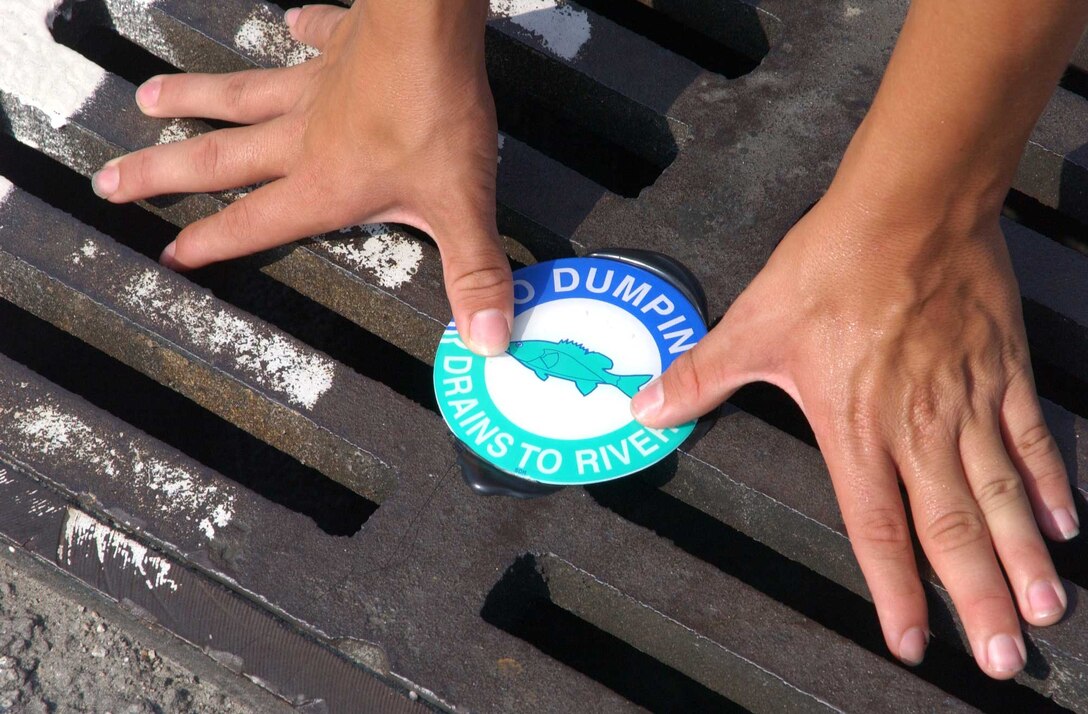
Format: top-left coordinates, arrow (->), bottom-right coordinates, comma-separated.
665,350 -> 704,402
295,7 -> 316,33
448,263 -> 510,301
296,7 -> 326,39
1014,422 -> 1058,462
841,392 -> 880,438
220,199 -> 255,243
905,388 -> 941,439
223,73 -> 250,111
195,134 -> 222,180
1000,340 -> 1028,373
923,509 -> 988,554
973,475 -> 1025,515
852,508 -> 913,554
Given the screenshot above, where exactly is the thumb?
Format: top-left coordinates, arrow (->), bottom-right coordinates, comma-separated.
631,313 -> 757,428
439,227 -> 514,357
286,5 -> 349,51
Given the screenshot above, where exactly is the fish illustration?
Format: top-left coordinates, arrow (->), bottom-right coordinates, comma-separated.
506,340 -> 653,398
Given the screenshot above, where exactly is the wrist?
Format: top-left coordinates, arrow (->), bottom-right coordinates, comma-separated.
361,0 -> 488,59
826,112 -> 1008,239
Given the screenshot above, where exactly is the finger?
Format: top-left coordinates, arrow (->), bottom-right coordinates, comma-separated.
437,221 -> 513,357
161,176 -> 326,270
286,5 -> 349,50
1001,369 -> 1079,541
900,441 -> 1026,679
961,418 -> 1067,626
135,65 -> 309,124
92,123 -> 286,203
630,302 -> 764,428
818,432 -> 929,665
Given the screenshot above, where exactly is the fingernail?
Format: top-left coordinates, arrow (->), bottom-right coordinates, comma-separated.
159,241 -> 179,270
987,634 -> 1026,674
91,163 -> 119,199
1053,507 -> 1080,540
468,309 -> 510,357
898,627 -> 927,666
1027,580 -> 1067,621
631,377 -> 663,422
284,7 -> 301,28
135,77 -> 161,110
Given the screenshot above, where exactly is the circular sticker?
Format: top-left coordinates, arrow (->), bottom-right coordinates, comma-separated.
434,257 -> 707,485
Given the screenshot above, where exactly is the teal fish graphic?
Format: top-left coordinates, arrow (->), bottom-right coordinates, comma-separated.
506,340 -> 653,398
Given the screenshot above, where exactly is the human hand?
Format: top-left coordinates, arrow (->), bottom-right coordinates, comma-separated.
631,187 -> 1078,678
91,2 -> 512,355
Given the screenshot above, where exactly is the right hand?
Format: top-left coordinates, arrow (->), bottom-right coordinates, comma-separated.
91,3 -> 513,355
633,186 -> 1077,677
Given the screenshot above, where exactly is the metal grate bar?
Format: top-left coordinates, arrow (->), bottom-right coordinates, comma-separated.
0,185 -> 402,500
1017,87 -> 1088,226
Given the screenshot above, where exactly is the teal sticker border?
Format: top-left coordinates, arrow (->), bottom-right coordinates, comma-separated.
433,258 -> 706,485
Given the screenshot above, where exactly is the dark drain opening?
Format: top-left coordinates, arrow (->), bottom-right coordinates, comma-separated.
1027,339 -> 1088,425
485,26 -> 679,198
1031,352 -> 1088,425
576,0 -> 767,77
585,476 -> 1073,714
52,12 -> 176,87
1005,189 -> 1088,257
729,383 -> 816,448
0,132 -> 172,262
0,299 -> 375,537
491,87 -> 663,197
0,132 -> 439,414
482,555 -> 745,713
1060,65 -> 1088,102
262,0 -> 306,12
51,6 -> 235,132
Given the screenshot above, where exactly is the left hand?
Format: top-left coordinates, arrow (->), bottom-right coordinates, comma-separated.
91,2 -> 514,356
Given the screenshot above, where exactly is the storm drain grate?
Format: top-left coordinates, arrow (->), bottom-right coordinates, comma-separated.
1,0 -> 1087,711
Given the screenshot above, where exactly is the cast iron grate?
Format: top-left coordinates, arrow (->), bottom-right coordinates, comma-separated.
1,1 -> 1087,711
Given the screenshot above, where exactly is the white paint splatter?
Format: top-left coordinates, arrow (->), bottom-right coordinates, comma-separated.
318,226 -> 424,290
0,176 -> 11,205
234,5 -> 319,67
497,134 -> 506,164
122,271 -> 335,409
1,87 -> 102,175
12,404 -> 235,539
198,504 -> 233,540
158,119 -> 197,145
491,0 -> 592,61
60,509 -> 179,592
70,239 -> 99,265
28,498 -> 61,517
0,0 -> 107,128
844,4 -> 862,18
220,184 -> 256,202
